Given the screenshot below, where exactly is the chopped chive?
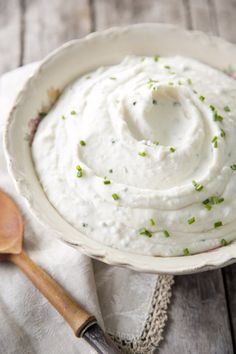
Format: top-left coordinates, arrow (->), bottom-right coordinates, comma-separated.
187,78 -> 192,85
153,141 -> 159,145
170,147 -> 176,153
209,104 -> 216,112
80,140 -> 86,146
204,204 -> 212,211
210,196 -> 224,204
199,95 -> 205,102
152,99 -> 157,104
138,151 -> 147,157
220,239 -> 228,246
104,180 -> 111,185
71,110 -> 77,115
163,230 -> 170,238
112,193 -> 119,200
203,196 -> 224,207
39,112 -> 47,118
164,65 -> 171,69
230,164 -> 236,170
153,55 -> 160,62
220,128 -> 226,138
214,221 -> 223,228
139,228 -> 153,238
76,165 -> 83,178
61,115 -> 65,120
188,217 -> 195,225
109,77 -> 117,80
214,112 -> 223,122
150,218 -> 155,226
183,248 -> 190,256
192,180 -> 204,192
211,136 -> 218,148
224,106 -> 231,112
147,79 -> 159,89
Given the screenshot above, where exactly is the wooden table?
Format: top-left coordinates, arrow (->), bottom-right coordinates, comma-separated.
0,1 -> 235,353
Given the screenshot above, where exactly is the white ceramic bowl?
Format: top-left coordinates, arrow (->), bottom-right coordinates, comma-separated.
4,24 -> 236,274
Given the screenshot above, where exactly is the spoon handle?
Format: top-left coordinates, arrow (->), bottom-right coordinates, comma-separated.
9,251 -> 96,337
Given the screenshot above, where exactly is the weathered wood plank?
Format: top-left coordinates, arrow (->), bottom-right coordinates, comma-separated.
0,0 -> 22,75
189,0 -> 219,34
213,0 -> 236,349
93,1 -> 235,353
22,0 -> 92,64
159,271 -> 234,354
223,264 -> 236,350
213,0 -> 236,43
93,0 -> 187,29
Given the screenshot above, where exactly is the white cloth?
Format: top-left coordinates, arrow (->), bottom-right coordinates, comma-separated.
0,64 -> 173,354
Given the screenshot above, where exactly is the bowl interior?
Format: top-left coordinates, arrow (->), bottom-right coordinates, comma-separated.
4,24 -> 236,274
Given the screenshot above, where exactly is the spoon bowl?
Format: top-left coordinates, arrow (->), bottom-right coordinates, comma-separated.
0,190 -> 23,254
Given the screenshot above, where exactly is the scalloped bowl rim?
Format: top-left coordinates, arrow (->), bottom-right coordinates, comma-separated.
4,23 -> 236,274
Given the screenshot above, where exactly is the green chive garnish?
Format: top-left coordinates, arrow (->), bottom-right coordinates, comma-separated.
188,217 -> 195,225
164,65 -> 171,69
154,55 -> 160,62
214,221 -> 223,228
211,136 -> 218,148
150,218 -> 155,226
109,77 -> 117,80
170,147 -> 176,153
220,128 -> 226,138
39,112 -> 47,118
204,204 -> 212,211
61,115 -> 65,120
183,248 -> 190,256
220,239 -> 228,246
192,180 -> 204,192
203,196 -> 224,205
199,96 -> 205,102
214,112 -> 223,122
153,141 -> 159,145
80,140 -> 86,146
224,106 -> 231,112
138,151 -> 147,157
230,164 -> 236,170
187,78 -> 192,85
163,230 -> 170,238
209,105 -> 216,112
76,165 -> 83,178
139,228 -> 153,238
104,179 -> 111,185
112,193 -> 119,200
71,110 -> 77,115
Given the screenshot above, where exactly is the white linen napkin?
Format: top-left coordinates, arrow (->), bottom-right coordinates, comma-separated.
0,64 -> 174,354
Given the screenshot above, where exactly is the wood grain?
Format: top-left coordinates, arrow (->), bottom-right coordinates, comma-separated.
0,0 -> 22,75
22,0 -> 92,63
214,0 -> 236,43
159,270 -> 234,354
93,0 -> 187,29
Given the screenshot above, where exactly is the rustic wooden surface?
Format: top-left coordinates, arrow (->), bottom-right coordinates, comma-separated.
0,1 -> 236,353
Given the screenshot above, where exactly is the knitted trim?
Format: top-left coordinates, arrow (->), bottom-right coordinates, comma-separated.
109,275 -> 174,354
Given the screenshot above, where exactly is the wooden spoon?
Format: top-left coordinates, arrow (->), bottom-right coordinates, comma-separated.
0,190 -> 122,354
